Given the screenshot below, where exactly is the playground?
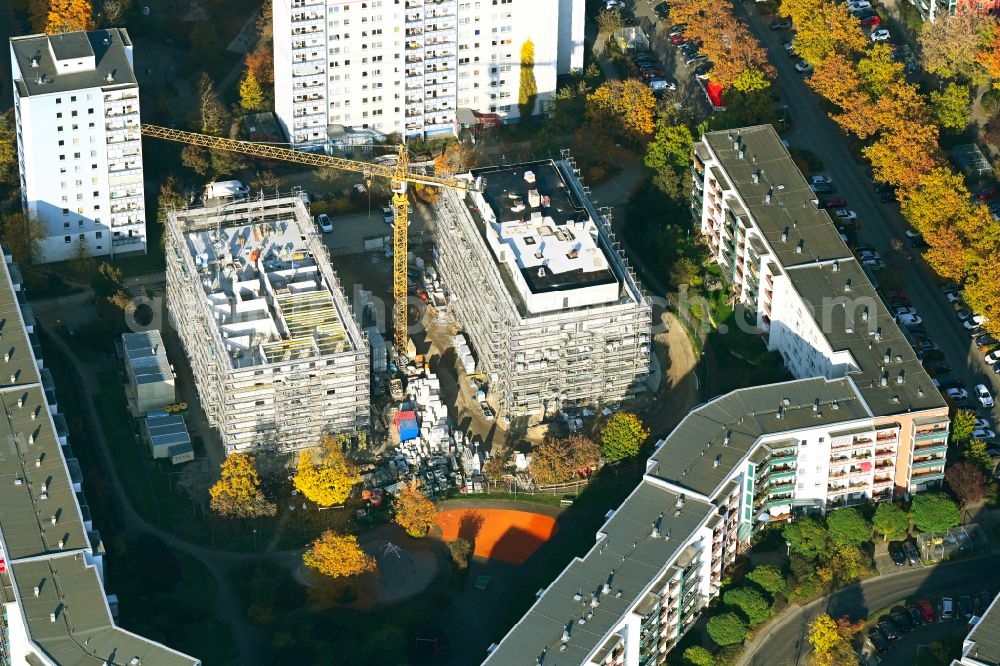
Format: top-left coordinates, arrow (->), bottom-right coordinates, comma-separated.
435,507 -> 558,565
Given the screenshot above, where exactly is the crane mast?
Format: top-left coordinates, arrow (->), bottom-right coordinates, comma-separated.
141,124 -> 474,356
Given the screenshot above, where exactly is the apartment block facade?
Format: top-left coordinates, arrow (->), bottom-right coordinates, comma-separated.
434,158 -> 651,417
692,125 -> 950,499
272,0 -> 583,146
10,29 -> 146,264
0,248 -> 198,665
165,195 -> 369,454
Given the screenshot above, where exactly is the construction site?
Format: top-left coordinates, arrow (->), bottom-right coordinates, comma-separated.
433,156 -> 655,417
164,194 -> 370,454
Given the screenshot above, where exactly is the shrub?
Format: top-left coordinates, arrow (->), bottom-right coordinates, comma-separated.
706,612 -> 748,647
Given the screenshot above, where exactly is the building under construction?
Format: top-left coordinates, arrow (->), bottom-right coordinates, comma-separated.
165,195 -> 369,454
434,157 -> 652,417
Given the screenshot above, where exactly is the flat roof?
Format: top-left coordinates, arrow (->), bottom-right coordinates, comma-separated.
785,260 -> 945,416
484,480 -> 714,665
11,29 -> 136,97
470,160 -> 619,295
10,554 -> 199,666
122,331 -> 171,385
171,196 -> 361,368
646,377 -> 871,498
703,126 -> 851,268
963,592 -> 1000,665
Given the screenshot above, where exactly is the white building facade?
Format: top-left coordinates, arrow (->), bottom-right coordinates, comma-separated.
272,0 -> 583,146
10,29 -> 146,264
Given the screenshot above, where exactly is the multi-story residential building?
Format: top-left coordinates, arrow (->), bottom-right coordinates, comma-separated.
484,125 -> 952,665
272,0 -> 584,146
434,158 -> 652,417
0,248 -> 199,665
953,592 -> 1000,666
692,125 -> 950,499
165,194 -> 370,454
908,0 -> 999,21
10,29 -> 146,264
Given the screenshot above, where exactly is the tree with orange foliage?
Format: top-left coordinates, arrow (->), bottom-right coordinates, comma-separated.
393,483 -> 438,538
45,0 -> 94,33
244,49 -> 274,86
303,530 -> 376,579
587,80 -> 656,139
977,23 -> 1000,86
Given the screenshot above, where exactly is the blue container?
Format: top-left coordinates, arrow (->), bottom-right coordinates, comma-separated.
398,419 -> 420,442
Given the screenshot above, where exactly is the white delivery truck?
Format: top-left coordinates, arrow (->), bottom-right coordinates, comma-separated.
204,180 -> 250,201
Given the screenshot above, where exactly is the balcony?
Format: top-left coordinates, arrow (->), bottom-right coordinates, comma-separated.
912,457 -> 946,471
915,427 -> 948,441
914,442 -> 948,456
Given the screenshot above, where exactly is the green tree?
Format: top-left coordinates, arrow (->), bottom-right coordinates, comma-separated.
0,111 -> 17,188
965,439 -> 994,474
817,543 -> 868,586
723,586 -> 771,626
518,40 -> 537,120
746,564 -> 787,598
911,492 -> 960,533
872,502 -> 909,541
706,612 -> 748,647
239,71 -> 265,112
951,409 -> 977,442
782,516 -> 828,560
682,645 -> 714,666
599,411 -> 650,462
826,507 -> 872,547
732,67 -> 770,93
930,83 -> 971,133
189,21 -> 222,69
644,119 -> 694,172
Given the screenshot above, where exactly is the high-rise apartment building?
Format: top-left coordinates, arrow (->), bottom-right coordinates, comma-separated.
165,195 -> 370,454
272,0 -> 584,147
434,158 -> 652,417
10,29 -> 146,264
0,248 -> 198,665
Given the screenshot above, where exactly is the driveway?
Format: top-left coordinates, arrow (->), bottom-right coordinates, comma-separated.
737,553 -> 1000,666
739,3 -> 1000,430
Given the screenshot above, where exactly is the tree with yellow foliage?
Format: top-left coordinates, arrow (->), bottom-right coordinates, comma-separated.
393,483 -> 437,538
781,0 -> 866,64
239,71 -> 265,112
45,0 -> 94,33
293,436 -> 361,507
587,80 -> 656,139
209,453 -> 276,518
807,614 -> 864,666
303,530 -> 376,579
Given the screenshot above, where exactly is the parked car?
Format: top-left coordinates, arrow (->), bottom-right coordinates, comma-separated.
893,305 -> 917,317
795,60 -> 814,74
960,595 -> 974,618
919,599 -> 937,623
903,540 -> 920,565
693,63 -> 712,79
867,627 -> 890,653
977,186 -> 999,201
905,602 -> 923,626
973,428 -> 997,442
783,40 -> 796,56
685,53 -> 708,66
976,417 -> 993,430
770,18 -> 791,29
897,313 -> 923,326
976,384 -> 995,408
849,0 -> 873,11
382,206 -> 394,224
965,314 -> 989,330
668,24 -> 686,37
888,541 -> 906,566
654,1 -> 670,19
890,606 -> 912,632
870,28 -> 891,42
834,209 -> 858,221
315,213 -> 334,233
860,14 -> 881,26
942,597 -> 955,620
945,387 -> 969,401
985,351 -> 1000,366
822,197 -> 847,209
925,361 -> 952,376
877,617 -> 900,640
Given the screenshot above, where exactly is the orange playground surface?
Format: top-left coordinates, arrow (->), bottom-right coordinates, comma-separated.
435,509 -> 558,565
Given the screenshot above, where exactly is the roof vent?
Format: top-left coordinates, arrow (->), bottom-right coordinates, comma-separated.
33,586 -> 39,597
537,267 -> 545,278
49,612 -> 56,623
883,351 -> 891,364
602,582 -> 611,595
795,240 -> 803,254
764,186 -> 773,204
561,627 -> 570,643
573,592 -> 582,602
779,228 -> 789,243
917,387 -> 924,397
751,170 -> 759,184
675,494 -> 685,509
831,402 -> 840,410
782,397 -> 791,406
775,405 -> 783,420
523,170 -> 536,184
832,260 -> 840,272
874,328 -> 882,341
723,431 -> 731,445
880,373 -> 888,387
844,279 -> 852,293
103,36 -> 111,46
106,71 -> 114,83
896,370 -> 905,385
713,454 -> 721,468
813,399 -> 819,413
891,394 -> 900,403
862,307 -> 869,322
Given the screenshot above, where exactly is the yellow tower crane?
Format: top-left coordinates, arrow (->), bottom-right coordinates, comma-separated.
141,124 -> 478,356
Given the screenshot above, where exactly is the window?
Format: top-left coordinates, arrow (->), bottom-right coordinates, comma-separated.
64,236 -> 71,243
56,98 -> 62,105
79,233 -> 85,241
63,222 -> 70,229
70,95 -> 76,102
95,231 -> 102,238
58,140 -> 65,146
88,108 -> 94,114
62,208 -> 69,215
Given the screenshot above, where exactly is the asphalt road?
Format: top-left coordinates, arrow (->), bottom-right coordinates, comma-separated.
740,4 -> 1000,430
739,553 -> 1000,666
